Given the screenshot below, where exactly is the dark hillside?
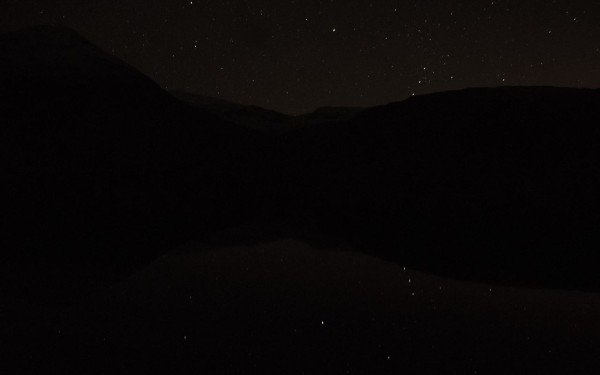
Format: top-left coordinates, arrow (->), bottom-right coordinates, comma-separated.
0,26 -> 266,302
275,87 -> 600,290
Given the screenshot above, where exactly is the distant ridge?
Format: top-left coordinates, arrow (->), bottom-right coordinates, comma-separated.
172,89 -> 363,134
172,90 -> 293,134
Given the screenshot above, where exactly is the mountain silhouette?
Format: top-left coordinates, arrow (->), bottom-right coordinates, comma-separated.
273,86 -> 600,290
0,25 -> 266,302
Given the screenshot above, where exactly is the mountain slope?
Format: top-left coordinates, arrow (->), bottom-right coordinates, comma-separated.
275,86 -> 600,290
0,25 -> 266,302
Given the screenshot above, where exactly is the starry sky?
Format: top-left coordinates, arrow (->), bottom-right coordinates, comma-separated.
2,0 -> 599,114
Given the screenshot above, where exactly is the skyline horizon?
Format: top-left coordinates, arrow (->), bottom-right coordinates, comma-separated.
3,0 -> 598,114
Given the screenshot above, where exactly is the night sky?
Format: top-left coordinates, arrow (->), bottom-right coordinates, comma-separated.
2,0 -> 599,114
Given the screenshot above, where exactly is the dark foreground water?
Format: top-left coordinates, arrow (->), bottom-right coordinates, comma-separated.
2,239 -> 599,374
